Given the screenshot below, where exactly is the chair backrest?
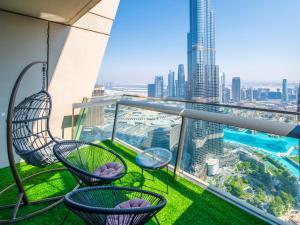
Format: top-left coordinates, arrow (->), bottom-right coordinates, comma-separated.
12,90 -> 58,167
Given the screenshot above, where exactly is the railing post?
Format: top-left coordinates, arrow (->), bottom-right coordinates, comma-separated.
111,102 -> 119,144
173,116 -> 187,181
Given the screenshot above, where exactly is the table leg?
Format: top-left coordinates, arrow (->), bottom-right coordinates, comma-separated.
166,164 -> 169,194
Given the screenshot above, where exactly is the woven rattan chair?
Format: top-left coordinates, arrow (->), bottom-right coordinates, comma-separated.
64,186 -> 166,225
12,90 -> 58,167
53,141 -> 127,186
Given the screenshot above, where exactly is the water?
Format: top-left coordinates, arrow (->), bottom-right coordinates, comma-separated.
224,128 -> 299,177
224,128 -> 298,155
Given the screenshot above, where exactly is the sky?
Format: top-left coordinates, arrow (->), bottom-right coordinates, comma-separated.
98,0 -> 300,85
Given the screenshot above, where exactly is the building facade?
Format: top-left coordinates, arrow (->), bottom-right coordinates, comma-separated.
154,76 -> 164,98
185,0 -> 223,176
246,87 -> 253,101
282,79 -> 288,103
147,84 -> 155,97
177,64 -> 186,98
224,88 -> 231,103
167,71 -> 175,97
297,83 -> 300,114
232,77 -> 241,103
221,72 -> 226,103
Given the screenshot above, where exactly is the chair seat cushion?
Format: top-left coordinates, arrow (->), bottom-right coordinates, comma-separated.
115,199 -> 150,209
94,162 -> 124,178
106,199 -> 151,225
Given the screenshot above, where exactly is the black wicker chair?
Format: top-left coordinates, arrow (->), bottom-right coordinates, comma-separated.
64,186 -> 166,225
53,141 -> 127,186
12,90 -> 58,167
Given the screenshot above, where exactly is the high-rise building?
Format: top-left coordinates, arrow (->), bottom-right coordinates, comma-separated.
185,0 -> 223,175
174,80 -> 178,97
253,89 -> 259,100
154,76 -> 164,98
295,85 -> 299,100
185,81 -> 189,98
167,71 -> 175,97
232,77 -> 241,103
177,64 -> 186,98
224,88 -> 231,103
221,73 -> 226,103
297,83 -> 300,113
246,88 -> 253,101
187,0 -> 219,102
241,88 -> 246,101
282,79 -> 287,103
147,84 -> 155,97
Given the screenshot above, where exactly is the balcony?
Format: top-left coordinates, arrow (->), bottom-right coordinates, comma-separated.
1,94 -> 300,224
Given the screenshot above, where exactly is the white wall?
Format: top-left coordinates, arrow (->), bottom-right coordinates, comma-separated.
0,12 -> 48,168
0,0 -> 120,168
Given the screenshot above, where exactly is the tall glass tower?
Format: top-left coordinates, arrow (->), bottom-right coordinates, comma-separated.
187,0 -> 218,101
282,79 -> 288,103
298,83 -> 300,113
221,72 -> 226,103
167,71 -> 175,97
232,77 -> 241,103
177,64 -> 186,98
184,0 -> 223,176
154,76 -> 164,98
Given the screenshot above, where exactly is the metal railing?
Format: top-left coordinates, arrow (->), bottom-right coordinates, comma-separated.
71,95 -> 121,138
123,94 -> 300,116
111,99 -> 300,181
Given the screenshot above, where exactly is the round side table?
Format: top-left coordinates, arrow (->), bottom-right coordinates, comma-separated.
136,147 -> 172,193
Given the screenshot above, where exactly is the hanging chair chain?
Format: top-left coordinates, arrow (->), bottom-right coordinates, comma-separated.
42,62 -> 47,91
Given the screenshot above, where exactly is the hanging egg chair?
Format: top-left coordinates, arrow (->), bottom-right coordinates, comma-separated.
0,61 -> 75,224
12,86 -> 58,167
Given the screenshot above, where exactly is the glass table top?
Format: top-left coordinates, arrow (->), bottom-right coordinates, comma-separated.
136,147 -> 172,169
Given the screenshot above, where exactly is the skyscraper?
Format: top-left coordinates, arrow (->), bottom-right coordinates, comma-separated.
221,72 -> 226,103
297,83 -> 300,113
241,88 -> 246,101
147,84 -> 155,97
167,71 -> 175,97
246,87 -> 253,101
187,0 -> 219,102
224,88 -> 231,103
282,79 -> 287,103
232,77 -> 241,103
177,64 -> 186,98
185,0 -> 223,175
154,76 -> 164,98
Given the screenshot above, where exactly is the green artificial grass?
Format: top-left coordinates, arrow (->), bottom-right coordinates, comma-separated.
0,140 -> 267,225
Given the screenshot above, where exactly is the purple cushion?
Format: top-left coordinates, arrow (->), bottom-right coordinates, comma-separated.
94,162 -> 123,178
106,199 -> 151,225
115,199 -> 150,209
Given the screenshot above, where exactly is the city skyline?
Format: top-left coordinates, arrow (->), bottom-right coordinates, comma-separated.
98,0 -> 300,85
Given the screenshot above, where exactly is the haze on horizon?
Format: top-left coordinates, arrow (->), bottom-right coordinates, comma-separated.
98,0 -> 300,85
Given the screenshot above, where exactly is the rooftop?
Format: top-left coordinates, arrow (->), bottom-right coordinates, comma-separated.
0,140 -> 266,225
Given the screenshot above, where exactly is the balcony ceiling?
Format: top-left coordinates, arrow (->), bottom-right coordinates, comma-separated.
0,0 -> 102,25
